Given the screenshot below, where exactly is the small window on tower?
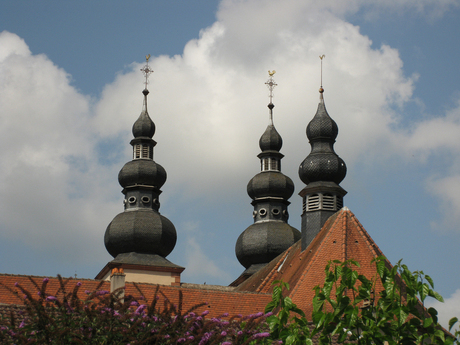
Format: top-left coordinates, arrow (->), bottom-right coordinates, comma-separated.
307,194 -> 320,211
262,158 -> 270,171
142,145 -> 149,158
270,159 -> 279,171
134,145 -> 141,159
323,194 -> 335,210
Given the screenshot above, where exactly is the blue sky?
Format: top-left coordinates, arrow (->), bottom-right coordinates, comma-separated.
1,0 -> 460,326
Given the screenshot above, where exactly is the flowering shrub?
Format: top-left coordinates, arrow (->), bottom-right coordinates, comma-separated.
0,275 -> 274,344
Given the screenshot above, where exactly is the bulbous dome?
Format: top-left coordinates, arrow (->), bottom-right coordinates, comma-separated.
132,111 -> 155,138
259,125 -> 282,152
306,102 -> 338,141
236,222 -> 301,269
247,171 -> 294,200
118,159 -> 167,189
299,98 -> 346,185
299,153 -> 346,185
104,209 -> 177,258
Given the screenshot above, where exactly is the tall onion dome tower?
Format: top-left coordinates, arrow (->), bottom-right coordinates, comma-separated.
235,72 -> 301,281
96,56 -> 183,286
298,56 -> 347,250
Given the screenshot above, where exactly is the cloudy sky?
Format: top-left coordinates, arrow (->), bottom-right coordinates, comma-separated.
1,0 -> 460,327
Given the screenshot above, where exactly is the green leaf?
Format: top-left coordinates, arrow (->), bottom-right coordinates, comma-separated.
285,334 -> 296,345
425,275 -> 434,288
284,296 -> 294,310
434,329 -> 445,342
423,317 -> 433,328
313,296 -> 324,312
266,315 -> 279,331
448,317 -> 458,331
428,289 -> 444,303
265,300 -> 276,313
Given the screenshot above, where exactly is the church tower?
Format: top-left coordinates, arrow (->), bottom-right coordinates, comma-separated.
235,72 -> 301,280
298,57 -> 347,250
97,56 -> 184,286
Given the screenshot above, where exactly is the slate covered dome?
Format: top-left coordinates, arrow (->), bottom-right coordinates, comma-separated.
259,124 -> 282,152
247,171 -> 294,200
299,100 -> 346,185
118,159 -> 167,189
236,222 -> 300,269
105,210 -> 176,258
132,91 -> 156,138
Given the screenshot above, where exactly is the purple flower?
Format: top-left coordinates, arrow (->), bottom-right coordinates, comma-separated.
19,320 -> 25,328
164,334 -> 170,339
222,343 -> 232,345
220,331 -> 227,336
201,310 -> 209,316
237,331 -> 243,336
130,301 -> 139,306
265,311 -> 274,317
85,290 -> 91,294
76,282 -> 82,287
254,312 -> 264,318
46,296 -> 58,302
14,282 -> 19,287
96,290 -> 109,296
43,278 -> 49,283
178,338 -> 186,343
188,336 -> 195,340
220,312 -> 229,317
253,332 -> 270,339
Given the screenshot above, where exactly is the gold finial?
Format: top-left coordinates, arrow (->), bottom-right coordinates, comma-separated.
140,55 -> 154,90
268,70 -> 276,76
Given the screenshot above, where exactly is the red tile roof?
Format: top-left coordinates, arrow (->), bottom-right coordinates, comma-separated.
0,274 -> 271,318
235,208 -> 391,316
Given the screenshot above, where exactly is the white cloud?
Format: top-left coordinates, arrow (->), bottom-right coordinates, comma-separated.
426,288 -> 460,330
183,236 -> 232,283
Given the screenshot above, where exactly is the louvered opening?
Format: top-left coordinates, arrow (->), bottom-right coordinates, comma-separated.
307,194 -> 320,211
142,145 -> 149,158
134,145 -> 141,159
337,196 -> 343,209
323,194 -> 335,210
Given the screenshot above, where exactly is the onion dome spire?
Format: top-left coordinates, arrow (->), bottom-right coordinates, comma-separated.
103,55 -> 180,272
235,71 -> 300,279
298,56 -> 347,251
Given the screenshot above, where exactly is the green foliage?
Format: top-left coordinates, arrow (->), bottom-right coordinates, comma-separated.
266,257 -> 458,345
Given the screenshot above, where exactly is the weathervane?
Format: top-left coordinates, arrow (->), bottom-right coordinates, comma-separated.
265,70 -> 277,105
265,70 -> 277,125
140,54 -> 153,90
319,55 -> 325,93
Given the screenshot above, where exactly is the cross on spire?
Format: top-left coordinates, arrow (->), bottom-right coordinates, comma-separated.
265,70 -> 277,105
140,54 -> 153,90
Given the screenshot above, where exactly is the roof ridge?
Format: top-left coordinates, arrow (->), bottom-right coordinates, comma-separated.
257,248 -> 291,293
348,211 -> 385,258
